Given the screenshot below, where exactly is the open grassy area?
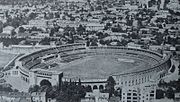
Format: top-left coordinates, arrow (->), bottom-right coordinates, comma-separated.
0,51 -> 17,68
53,55 -> 151,80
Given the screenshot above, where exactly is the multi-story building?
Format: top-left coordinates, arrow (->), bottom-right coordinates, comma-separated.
29,19 -> 54,28
139,83 -> 156,102
31,92 -> 47,102
81,89 -> 109,102
0,11 -> 5,19
122,87 -> 140,102
122,81 -> 156,102
175,92 -> 180,102
86,23 -> 105,31
0,92 -> 31,102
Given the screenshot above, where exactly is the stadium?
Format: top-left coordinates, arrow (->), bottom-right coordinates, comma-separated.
2,43 -> 172,91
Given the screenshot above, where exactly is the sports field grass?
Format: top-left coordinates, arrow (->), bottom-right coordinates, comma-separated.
53,55 -> 151,80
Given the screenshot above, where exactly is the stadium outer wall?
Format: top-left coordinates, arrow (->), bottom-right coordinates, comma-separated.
3,43 -> 171,91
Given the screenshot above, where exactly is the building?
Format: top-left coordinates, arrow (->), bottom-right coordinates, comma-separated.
3,44 -> 171,92
139,28 -> 152,38
122,87 -> 140,102
125,0 -> 131,6
86,23 -> 105,31
149,45 -> 163,51
31,92 -> 56,102
139,82 -> 156,102
3,65 -> 63,92
2,26 -> 15,36
0,91 -> 54,102
57,20 -> 79,28
0,44 -> 50,54
0,71 -> 6,85
0,11 -> 5,19
0,92 -> 31,102
31,92 -> 47,102
127,42 -> 142,49
121,81 -> 156,102
175,92 -> 180,102
81,89 -> 109,102
29,19 -> 54,28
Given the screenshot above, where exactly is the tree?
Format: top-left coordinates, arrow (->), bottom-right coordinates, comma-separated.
85,85 -> 92,92
39,37 -> 51,45
175,79 -> 180,92
106,76 -> 116,98
55,12 -> 60,18
137,19 -> 143,29
178,65 -> 180,75
170,65 -> 176,73
154,32 -> 164,45
0,21 -> 3,33
77,24 -> 86,35
40,85 -> 51,92
121,39 -> 129,46
111,27 -> 123,32
96,32 -> 103,39
86,40 -> 90,46
158,80 -> 167,88
56,80 -> 86,102
96,6 -> 102,10
114,87 -> 121,98
13,89 -> 19,92
18,27 -> 26,33
78,78 -> 81,86
50,28 -> 55,37
90,41 -> 98,46
164,29 -> 169,36
28,12 -> 37,20
127,19 -> 133,26
148,0 -> 156,7
56,92 -> 69,102
164,0 -> 170,9
166,87 -> 175,99
130,32 -> 140,39
28,85 -> 40,93
156,89 -> 164,99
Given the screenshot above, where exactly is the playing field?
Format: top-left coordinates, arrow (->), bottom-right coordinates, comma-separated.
53,55 -> 151,80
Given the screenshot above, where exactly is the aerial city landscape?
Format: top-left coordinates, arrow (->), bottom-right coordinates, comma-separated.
0,0 -> 180,102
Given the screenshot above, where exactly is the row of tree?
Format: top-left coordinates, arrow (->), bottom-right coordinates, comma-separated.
28,76 -> 120,102
156,87 -> 175,99
157,78 -> 180,99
